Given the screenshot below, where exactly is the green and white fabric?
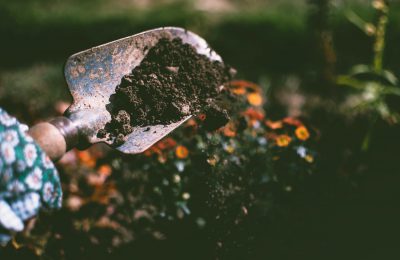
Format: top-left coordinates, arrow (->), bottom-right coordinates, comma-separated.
0,108 -> 62,245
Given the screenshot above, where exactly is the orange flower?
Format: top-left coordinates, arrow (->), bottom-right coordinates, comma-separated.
247,93 -> 263,106
295,126 -> 310,141
98,164 -> 112,177
90,183 -> 116,204
222,122 -> 236,137
232,87 -> 247,95
282,117 -> 303,127
265,120 -> 283,130
185,118 -> 198,127
76,150 -> 96,168
229,80 -> 260,92
144,149 -> 153,157
175,145 -> 189,159
156,137 -> 177,150
275,135 -> 292,147
243,108 -> 265,121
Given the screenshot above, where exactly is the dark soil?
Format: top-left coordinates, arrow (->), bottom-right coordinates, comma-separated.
98,38 -> 233,145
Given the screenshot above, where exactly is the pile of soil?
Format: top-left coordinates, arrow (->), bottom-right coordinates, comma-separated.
98,37 -> 234,145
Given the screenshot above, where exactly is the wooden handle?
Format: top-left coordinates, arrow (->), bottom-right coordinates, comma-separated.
28,122 -> 67,161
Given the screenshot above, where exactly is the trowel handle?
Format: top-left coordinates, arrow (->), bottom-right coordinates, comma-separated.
28,117 -> 79,161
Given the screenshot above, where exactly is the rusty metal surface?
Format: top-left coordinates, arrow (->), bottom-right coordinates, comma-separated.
63,27 -> 222,154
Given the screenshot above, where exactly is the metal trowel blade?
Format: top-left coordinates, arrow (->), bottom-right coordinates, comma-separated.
64,27 -> 222,154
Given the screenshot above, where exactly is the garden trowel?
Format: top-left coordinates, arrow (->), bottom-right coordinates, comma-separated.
28,27 -> 222,160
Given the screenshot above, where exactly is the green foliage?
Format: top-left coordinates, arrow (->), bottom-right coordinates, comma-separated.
337,0 -> 400,149
0,63 -> 69,123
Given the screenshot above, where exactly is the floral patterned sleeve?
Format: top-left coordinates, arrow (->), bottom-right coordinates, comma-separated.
0,108 -> 62,245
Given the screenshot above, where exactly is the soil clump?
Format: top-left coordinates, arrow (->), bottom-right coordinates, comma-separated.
98,37 -> 233,145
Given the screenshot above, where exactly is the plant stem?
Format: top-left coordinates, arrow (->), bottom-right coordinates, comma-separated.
373,0 -> 389,74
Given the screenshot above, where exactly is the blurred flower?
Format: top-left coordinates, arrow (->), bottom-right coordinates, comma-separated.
158,154 -> 167,163
222,122 -> 236,137
145,137 -> 177,156
231,87 -> 246,95
95,217 -> 120,229
305,154 -> 314,163
296,146 -> 307,158
243,108 -> 264,121
173,174 -> 181,183
275,135 -> 292,147
207,155 -> 219,166
90,183 -> 117,204
282,117 -> 303,127
185,118 -> 198,128
257,137 -> 267,145
223,143 -> 235,153
76,150 -> 96,168
98,164 -> 112,177
229,80 -> 260,93
87,173 -> 107,186
157,137 -> 177,150
295,126 -> 310,141
265,120 -> 283,130
175,161 -> 185,172
67,196 -> 83,211
175,145 -> 189,159
143,149 -> 154,157
182,192 -> 190,200
247,93 -> 263,106
251,120 -> 261,129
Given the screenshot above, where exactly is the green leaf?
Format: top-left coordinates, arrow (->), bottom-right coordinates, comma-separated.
336,75 -> 365,89
382,70 -> 399,85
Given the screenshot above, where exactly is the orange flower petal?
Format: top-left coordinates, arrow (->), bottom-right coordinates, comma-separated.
185,118 -> 198,127
98,165 -> 112,177
243,108 -> 265,121
155,137 -> 177,151
144,149 -> 153,157
282,117 -> 303,127
229,80 -> 261,92
247,93 -> 263,106
175,145 -> 189,159
275,135 -> 292,147
295,126 -> 310,141
265,120 -> 283,130
232,87 -> 247,95
76,150 -> 96,168
222,122 -> 237,137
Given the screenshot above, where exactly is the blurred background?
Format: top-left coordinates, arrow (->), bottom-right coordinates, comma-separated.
1,0 -> 400,259
1,0 -> 399,120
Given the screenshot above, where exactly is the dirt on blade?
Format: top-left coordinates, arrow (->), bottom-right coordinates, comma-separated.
98,37 -> 234,145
